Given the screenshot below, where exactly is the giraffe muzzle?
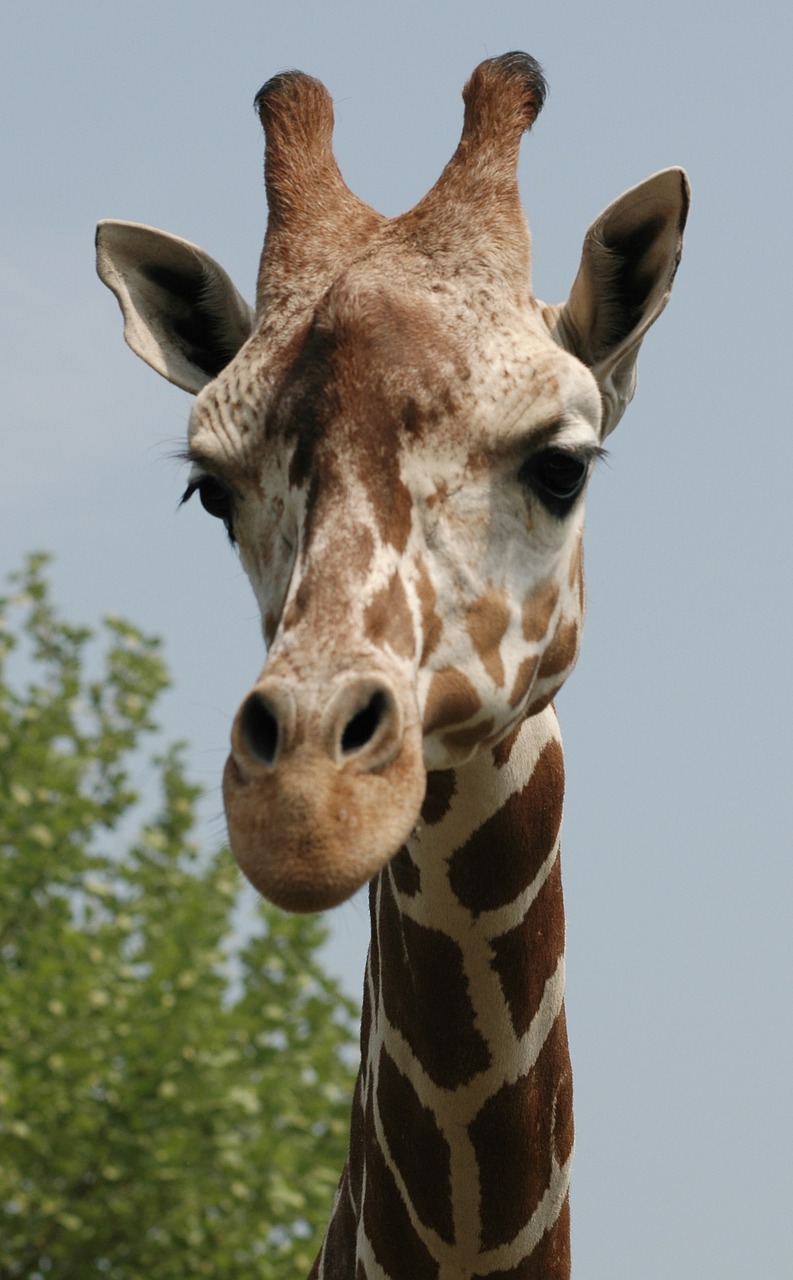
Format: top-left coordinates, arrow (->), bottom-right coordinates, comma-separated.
223,668 -> 426,912
233,675 -> 403,774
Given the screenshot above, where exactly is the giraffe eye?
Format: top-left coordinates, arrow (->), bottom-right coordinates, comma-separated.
196,476 -> 233,522
181,475 -> 236,543
520,448 -> 590,517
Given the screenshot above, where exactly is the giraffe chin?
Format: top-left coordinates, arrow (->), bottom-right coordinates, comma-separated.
222,731 -> 426,913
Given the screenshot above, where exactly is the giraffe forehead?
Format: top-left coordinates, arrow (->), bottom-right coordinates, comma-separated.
189,274 -> 596,490
185,269 -> 599,647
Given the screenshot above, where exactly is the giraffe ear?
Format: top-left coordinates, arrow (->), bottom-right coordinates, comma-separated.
96,220 -> 255,394
552,168 -> 690,437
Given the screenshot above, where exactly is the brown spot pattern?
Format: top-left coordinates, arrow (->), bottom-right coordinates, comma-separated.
364,571 -> 416,659
472,1198 -> 571,1279
348,1074 -> 365,1211
315,1168 -> 357,1278
442,716 -> 496,754
416,559 -> 443,664
525,688 -> 558,719
390,846 -> 421,897
378,1048 -> 454,1243
492,724 -> 522,769
367,463 -> 414,556
421,769 -> 456,825
489,855 -> 565,1038
465,589 -> 511,687
536,618 -> 579,681
363,1089 -> 440,1280
377,875 -> 491,1089
509,655 -> 539,708
567,533 -> 583,591
423,668 -> 482,734
402,396 -> 424,438
448,739 -> 564,916
366,881 -> 381,1016
522,580 -> 559,643
268,320 -> 341,492
468,1013 -> 571,1251
552,1027 -> 574,1170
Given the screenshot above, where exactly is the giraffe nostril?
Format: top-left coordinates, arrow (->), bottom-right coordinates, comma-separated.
239,691 -> 280,766
341,689 -> 388,756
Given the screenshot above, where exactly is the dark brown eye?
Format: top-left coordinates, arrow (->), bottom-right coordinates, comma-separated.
520,448 -> 590,517
181,475 -> 236,544
196,476 -> 233,522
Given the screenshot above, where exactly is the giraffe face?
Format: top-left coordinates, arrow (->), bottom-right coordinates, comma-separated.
184,257 -> 600,908
97,56 -> 688,911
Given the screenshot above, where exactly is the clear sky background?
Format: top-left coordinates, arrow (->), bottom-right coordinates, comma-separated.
2,1 -> 792,1276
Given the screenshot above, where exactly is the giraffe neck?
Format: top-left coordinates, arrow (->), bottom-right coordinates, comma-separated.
312,706 -> 573,1280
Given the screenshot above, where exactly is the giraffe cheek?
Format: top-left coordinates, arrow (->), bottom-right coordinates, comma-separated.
525,618 -> 582,716
422,667 -> 483,737
536,617 -> 580,684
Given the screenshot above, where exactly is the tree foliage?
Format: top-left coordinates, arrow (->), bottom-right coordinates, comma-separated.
0,556 -> 359,1279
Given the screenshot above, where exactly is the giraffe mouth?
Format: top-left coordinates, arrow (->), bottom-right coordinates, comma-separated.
222,671 -> 426,912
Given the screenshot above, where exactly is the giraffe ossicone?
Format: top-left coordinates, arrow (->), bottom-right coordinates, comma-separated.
97,52 -> 688,1278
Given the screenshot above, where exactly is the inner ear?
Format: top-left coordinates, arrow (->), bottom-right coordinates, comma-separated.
551,168 -> 689,437
586,210 -> 675,362
96,220 -> 255,394
577,169 -> 688,370
138,259 -> 247,381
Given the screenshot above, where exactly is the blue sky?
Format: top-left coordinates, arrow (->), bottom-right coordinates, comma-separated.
2,2 -> 792,1275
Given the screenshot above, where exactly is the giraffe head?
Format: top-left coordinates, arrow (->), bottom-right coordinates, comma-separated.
97,54 -> 688,911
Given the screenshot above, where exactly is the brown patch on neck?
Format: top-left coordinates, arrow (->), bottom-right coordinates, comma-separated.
448,737 -> 564,914
377,1048 -> 454,1242
421,768 -> 457,825
389,846 -> 422,897
423,668 -> 482,735
465,588 -> 511,688
469,1013 -> 571,1257
492,722 -> 523,768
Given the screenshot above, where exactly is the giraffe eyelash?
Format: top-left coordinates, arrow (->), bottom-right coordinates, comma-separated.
180,474 -> 238,545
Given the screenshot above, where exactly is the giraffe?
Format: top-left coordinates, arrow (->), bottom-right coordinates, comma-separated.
96,53 -> 688,1278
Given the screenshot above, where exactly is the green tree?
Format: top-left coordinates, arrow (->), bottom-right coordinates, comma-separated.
0,556 -> 358,1279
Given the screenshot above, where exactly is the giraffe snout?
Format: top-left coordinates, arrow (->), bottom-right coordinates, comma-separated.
223,667 -> 426,912
234,683 -> 295,770
231,673 -> 403,777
